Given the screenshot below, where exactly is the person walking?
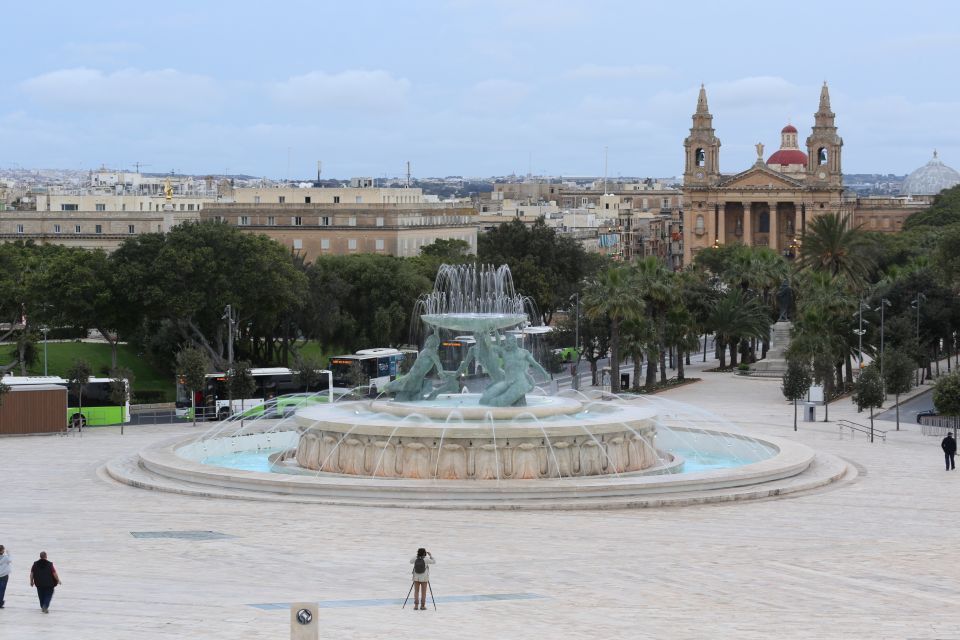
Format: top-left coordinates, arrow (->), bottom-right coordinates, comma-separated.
409,548 -> 435,611
0,545 -> 10,608
943,432 -> 957,471
29,552 -> 61,613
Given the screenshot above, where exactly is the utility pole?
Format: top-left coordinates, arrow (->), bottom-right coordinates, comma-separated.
912,293 -> 925,386
876,298 -> 890,391
406,161 -> 411,188
316,160 -> 322,183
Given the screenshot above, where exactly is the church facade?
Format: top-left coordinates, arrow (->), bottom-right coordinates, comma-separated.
681,83 -> 845,265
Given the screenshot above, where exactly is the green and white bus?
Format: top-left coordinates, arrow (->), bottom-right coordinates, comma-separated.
176,367 -> 335,421
1,375 -> 130,427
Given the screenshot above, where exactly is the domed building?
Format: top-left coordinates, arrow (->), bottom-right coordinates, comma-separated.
901,151 -> 960,196
766,124 -> 808,176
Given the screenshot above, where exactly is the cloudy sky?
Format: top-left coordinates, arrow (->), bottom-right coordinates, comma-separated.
2,0 -> 957,178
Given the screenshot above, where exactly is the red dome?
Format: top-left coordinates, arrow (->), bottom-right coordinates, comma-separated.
781,124 -> 798,133
767,149 -> 808,166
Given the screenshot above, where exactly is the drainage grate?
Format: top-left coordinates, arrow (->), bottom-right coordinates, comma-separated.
130,530 -> 235,541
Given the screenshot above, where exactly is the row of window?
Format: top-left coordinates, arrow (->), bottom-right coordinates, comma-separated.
289,238 -> 386,251
249,195 -> 420,205
13,224 -> 136,235
59,203 -> 200,212
236,216 -> 385,227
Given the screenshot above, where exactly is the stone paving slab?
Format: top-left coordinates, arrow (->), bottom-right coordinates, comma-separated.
2,369 -> 960,638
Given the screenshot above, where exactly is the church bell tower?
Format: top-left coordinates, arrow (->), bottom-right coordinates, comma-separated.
806,82 -> 843,187
684,84 -> 721,187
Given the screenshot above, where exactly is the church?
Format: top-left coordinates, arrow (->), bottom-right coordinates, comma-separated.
681,83 -> 844,265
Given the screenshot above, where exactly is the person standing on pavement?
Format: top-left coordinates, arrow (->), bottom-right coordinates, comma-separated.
409,548 -> 435,611
0,545 -> 10,608
29,552 -> 61,613
942,432 -> 957,471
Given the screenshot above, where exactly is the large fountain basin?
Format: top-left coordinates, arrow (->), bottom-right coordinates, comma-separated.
420,312 -> 527,332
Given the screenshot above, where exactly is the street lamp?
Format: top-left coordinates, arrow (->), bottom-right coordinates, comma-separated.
874,298 -> 891,388
41,326 -> 49,376
911,293 -> 926,386
854,301 -> 870,369
569,293 -> 580,390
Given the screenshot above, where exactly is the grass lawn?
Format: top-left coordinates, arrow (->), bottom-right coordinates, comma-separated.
21,341 -> 174,402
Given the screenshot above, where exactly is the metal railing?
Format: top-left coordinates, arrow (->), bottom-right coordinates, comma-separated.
838,418 -> 886,443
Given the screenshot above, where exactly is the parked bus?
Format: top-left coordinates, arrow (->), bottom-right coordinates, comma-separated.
327,348 -> 416,390
175,367 -> 334,421
0,375 -> 130,427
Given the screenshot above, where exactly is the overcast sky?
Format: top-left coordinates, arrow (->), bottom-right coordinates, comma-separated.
2,0 -> 957,179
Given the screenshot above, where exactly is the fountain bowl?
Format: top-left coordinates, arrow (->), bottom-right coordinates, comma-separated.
420,312 -> 527,332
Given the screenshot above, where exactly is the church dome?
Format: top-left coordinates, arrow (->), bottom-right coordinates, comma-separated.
767,149 -> 808,166
781,124 -> 798,134
901,151 -> 960,196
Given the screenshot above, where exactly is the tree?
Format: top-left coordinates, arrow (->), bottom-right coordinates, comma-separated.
228,360 -> 256,421
933,372 -> 960,439
852,363 -> 885,442
782,359 -> 812,431
582,265 -> 644,393
0,379 -> 8,407
66,359 -> 92,429
798,212 -> 875,288
109,367 -> 134,434
881,349 -> 915,431
176,347 -> 210,426
707,289 -> 769,369
294,353 -> 327,393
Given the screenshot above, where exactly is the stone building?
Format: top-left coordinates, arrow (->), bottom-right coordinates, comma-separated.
681,83 -> 844,265
200,202 -> 477,259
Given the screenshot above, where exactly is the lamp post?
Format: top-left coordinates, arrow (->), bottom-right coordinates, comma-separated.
874,298 -> 891,389
41,326 -> 49,376
912,293 -> 926,386
569,292 -> 580,390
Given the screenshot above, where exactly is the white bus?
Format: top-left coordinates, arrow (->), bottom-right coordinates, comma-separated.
175,367 -> 334,421
327,348 -> 416,390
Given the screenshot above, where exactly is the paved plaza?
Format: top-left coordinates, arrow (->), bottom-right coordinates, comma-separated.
2,362 -> 959,639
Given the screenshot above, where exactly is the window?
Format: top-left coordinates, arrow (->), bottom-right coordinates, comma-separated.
293,239 -> 303,250
818,147 -> 828,165
75,225 -> 81,234
139,202 -> 143,211
642,198 -> 649,210
333,196 -> 340,204
321,216 -> 330,226
61,204 -> 79,211
321,238 -> 330,250
121,204 -> 126,211
128,225 -> 135,234
695,148 -> 705,167
694,214 -> 705,235
758,211 -> 770,233
355,196 -> 362,204
305,197 -> 311,204
267,216 -> 276,226
95,224 -> 103,234
187,204 -> 195,211
278,196 -> 286,204
96,204 -> 106,211
376,217 -> 384,227
662,198 -> 670,208
375,239 -> 384,250
239,216 -> 249,226
16,224 -> 23,234
293,216 -> 302,226
254,196 -> 261,204
54,224 -> 61,234
348,239 -> 357,250
348,216 -> 356,227
180,204 -> 185,211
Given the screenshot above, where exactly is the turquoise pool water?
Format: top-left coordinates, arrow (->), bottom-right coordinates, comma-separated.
202,446 -> 760,474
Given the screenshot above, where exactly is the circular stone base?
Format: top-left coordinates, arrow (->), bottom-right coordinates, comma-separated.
369,395 -> 583,420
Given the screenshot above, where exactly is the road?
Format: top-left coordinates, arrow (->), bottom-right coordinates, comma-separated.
876,388 -> 933,424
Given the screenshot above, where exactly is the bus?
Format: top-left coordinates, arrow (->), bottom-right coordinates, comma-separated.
175,367 -> 335,421
1,375 -> 130,427
327,348 -> 416,390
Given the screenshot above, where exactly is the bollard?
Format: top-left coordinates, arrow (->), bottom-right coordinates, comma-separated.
290,602 -> 319,640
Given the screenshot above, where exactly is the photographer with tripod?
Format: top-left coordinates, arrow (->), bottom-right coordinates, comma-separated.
406,548 -> 435,611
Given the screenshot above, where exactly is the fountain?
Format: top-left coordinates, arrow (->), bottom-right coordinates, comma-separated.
107,264 -> 852,509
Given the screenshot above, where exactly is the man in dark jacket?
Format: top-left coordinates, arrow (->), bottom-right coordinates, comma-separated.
943,432 -> 957,471
29,552 -> 61,613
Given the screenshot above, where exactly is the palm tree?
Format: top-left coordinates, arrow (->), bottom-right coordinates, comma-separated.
798,212 -> 875,287
631,257 -> 675,387
583,265 -> 644,393
707,289 -> 770,368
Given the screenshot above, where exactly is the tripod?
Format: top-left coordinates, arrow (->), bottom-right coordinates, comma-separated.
402,581 -> 436,610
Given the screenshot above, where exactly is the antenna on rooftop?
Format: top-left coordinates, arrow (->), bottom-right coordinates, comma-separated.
406,160 -> 411,188
317,160 -> 322,183
603,146 -> 609,195
133,161 -> 151,174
